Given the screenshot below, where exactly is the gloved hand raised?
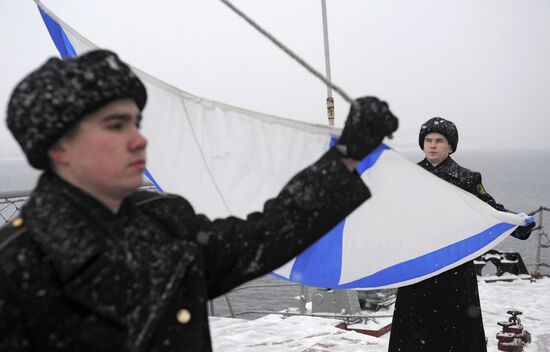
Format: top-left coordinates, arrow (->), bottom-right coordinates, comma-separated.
511,221 -> 535,240
335,96 -> 398,160
511,213 -> 536,240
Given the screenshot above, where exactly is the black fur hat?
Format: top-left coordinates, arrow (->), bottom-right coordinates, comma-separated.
6,49 -> 147,169
418,117 -> 458,153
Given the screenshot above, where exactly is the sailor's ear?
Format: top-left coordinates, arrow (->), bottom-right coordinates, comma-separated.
47,141 -> 69,165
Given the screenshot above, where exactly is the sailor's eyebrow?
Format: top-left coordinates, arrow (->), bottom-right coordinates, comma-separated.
101,113 -> 142,123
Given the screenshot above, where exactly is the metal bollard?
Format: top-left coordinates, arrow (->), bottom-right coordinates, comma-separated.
496,309 -> 531,351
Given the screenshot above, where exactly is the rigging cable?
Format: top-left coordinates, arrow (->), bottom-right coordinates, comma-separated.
218,0 -> 359,112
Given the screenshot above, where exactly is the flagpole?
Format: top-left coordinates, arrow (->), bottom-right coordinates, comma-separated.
297,0 -> 337,315
321,0 -> 335,126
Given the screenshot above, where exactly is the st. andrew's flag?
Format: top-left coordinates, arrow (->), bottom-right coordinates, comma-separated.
37,3 -> 532,291
273,143 -> 532,289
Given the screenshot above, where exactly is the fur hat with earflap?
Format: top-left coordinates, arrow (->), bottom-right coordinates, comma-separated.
418,117 -> 458,153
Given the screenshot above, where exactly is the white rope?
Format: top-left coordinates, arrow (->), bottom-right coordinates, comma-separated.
218,2 -> 395,138
218,0 -> 359,111
179,98 -> 234,215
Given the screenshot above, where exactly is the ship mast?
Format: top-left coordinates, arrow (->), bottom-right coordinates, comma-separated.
321,0 -> 334,126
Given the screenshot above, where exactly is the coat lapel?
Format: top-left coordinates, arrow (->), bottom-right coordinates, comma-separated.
26,180 -> 130,327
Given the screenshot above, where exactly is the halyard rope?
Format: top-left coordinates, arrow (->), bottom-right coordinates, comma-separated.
218,0 -> 359,111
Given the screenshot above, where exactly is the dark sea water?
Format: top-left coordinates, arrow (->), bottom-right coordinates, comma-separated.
1,150 -> 549,318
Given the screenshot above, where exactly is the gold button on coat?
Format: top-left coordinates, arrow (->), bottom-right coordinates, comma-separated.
12,218 -> 24,227
176,309 -> 191,324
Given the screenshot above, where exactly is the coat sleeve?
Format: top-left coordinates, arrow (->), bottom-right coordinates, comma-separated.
196,148 -> 371,298
470,172 -> 533,240
470,172 -> 506,211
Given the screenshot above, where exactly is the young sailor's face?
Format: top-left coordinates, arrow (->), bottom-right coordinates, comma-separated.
52,98 -> 147,199
423,132 -> 452,166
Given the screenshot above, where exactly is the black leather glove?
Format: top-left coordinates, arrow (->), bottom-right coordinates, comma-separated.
336,96 -> 398,160
511,221 -> 535,240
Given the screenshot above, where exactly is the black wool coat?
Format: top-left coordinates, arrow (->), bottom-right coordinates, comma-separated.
389,157 -> 506,352
0,149 -> 370,352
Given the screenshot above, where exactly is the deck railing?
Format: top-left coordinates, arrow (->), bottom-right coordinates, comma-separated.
528,206 -> 550,277
0,190 -> 27,225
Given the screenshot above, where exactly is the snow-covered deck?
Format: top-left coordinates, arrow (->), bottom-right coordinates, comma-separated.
210,277 -> 550,351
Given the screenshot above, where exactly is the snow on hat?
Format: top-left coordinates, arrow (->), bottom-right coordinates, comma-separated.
6,49 -> 147,169
418,117 -> 459,153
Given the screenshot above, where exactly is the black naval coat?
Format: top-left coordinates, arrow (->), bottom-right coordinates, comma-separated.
389,156 -> 529,352
0,149 -> 370,352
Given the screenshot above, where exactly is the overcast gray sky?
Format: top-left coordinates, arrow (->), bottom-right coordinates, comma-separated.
1,0 -> 549,158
